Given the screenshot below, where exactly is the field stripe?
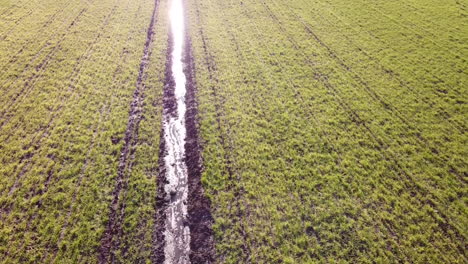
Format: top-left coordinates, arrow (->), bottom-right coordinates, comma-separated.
97,0 -> 161,262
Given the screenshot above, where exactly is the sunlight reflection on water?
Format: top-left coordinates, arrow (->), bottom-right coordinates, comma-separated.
163,0 -> 190,263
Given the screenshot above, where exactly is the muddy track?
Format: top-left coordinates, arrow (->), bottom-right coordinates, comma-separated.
183,32 -> 215,264
152,1 -> 214,262
151,32 -> 173,263
98,0 -> 160,262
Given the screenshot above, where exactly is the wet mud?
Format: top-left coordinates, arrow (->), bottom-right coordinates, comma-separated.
154,0 -> 214,263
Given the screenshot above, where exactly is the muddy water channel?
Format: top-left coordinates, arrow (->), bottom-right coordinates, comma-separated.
162,0 -> 190,263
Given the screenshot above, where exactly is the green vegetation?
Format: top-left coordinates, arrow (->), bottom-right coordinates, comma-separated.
0,0 -> 466,263
187,0 -> 467,262
0,0 -> 168,262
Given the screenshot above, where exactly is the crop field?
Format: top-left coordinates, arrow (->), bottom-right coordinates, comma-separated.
188,0 -> 466,263
0,0 -> 466,263
0,0 -> 169,262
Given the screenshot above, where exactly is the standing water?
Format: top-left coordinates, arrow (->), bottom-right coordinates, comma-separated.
163,0 -> 190,263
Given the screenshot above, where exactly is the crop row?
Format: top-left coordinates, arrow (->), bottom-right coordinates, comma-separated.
188,0 -> 466,263
0,0 -> 168,262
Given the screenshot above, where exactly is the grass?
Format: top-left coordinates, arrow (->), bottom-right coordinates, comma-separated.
0,0 -> 466,263
187,0 -> 467,262
0,0 -> 168,262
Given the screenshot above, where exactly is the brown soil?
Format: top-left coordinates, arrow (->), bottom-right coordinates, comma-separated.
183,26 -> 215,264
152,2 -> 215,262
151,33 -> 174,264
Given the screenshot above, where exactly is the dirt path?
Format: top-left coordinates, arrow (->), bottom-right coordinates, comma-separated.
154,0 -> 214,263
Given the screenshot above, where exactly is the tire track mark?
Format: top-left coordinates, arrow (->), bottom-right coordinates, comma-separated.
13,0 -> 132,260
349,0 -> 465,57
54,2 -> 139,261
208,0 -> 256,261
0,8 -> 123,260
0,0 -> 75,78
192,2 -> 249,262
0,0 -> 34,18
0,9 -> 34,40
243,2 -> 450,260
98,0 -> 160,262
183,21 -> 215,264
295,0 -> 466,131
308,0 -> 466,98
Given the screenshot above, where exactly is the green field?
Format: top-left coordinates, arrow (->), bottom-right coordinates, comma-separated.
0,0 -> 168,262
188,0 -> 467,262
0,0 -> 467,263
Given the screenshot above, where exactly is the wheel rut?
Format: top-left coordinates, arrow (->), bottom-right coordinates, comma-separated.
97,0 -> 160,262
153,0 -> 214,263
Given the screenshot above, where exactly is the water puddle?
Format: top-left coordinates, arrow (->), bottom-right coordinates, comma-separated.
162,0 -> 190,263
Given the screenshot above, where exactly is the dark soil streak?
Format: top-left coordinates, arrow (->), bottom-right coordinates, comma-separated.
98,0 -> 160,262
153,1 -> 215,262
151,34 -> 173,264
183,32 -> 215,264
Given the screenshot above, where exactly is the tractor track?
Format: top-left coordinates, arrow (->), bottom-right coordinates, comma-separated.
98,0 -> 160,262
232,0 -> 466,258
1,2 -> 126,260
153,0 -> 214,263
0,0 -> 75,78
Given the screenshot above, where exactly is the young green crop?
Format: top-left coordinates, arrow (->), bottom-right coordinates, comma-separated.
0,0 -> 466,262
187,0 -> 467,262
0,0 -> 168,262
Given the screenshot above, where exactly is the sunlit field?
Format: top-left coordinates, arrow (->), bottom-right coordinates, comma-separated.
0,0 -> 466,263
0,0 -> 168,262
188,0 -> 466,262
